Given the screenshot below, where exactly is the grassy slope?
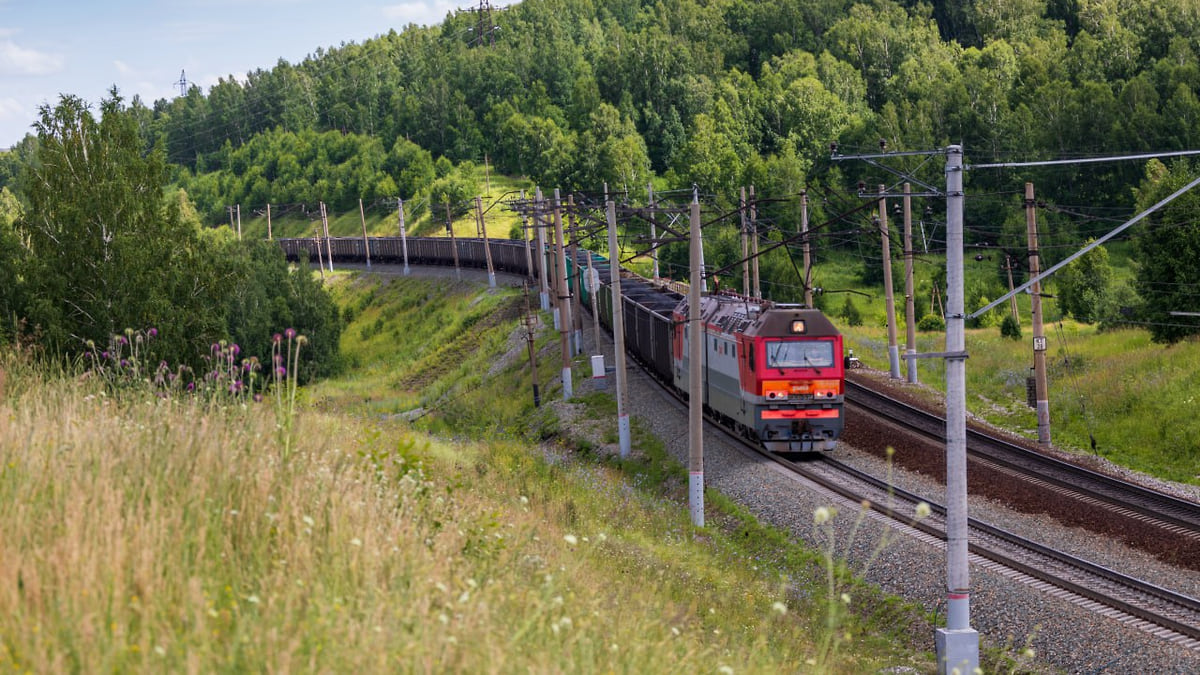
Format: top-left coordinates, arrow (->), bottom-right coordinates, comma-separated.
0,270 -> 963,672
824,249 -> 1200,485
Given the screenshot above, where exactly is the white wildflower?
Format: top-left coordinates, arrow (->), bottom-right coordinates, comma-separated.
772,601 -> 788,615
915,502 -> 932,520
563,534 -> 578,546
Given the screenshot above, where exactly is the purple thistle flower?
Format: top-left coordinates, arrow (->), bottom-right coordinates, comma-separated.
273,354 -> 283,365
285,328 -> 297,339
186,382 -> 195,391
101,351 -> 110,359
117,336 -> 127,346
148,327 -> 158,338
273,333 -> 282,344
275,366 -> 286,377
253,393 -> 263,403
120,359 -> 129,368
211,343 -> 220,354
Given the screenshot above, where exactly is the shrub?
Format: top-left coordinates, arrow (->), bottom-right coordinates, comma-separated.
1000,314 -> 1022,340
917,314 -> 945,332
839,297 -> 863,327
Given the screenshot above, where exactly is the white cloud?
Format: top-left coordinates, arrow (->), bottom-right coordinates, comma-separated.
381,1 -> 459,26
114,59 -> 134,76
0,39 -> 63,76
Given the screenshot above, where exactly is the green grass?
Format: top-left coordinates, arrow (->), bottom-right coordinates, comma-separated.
822,248 -> 1200,485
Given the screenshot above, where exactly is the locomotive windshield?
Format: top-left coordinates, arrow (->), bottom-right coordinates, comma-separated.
765,340 -> 834,369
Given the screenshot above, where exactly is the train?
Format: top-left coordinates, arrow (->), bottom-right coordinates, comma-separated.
277,235 -> 844,452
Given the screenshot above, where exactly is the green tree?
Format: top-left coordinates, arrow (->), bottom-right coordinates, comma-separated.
1133,160 -> 1200,342
18,91 -> 233,366
1055,240 -> 1113,324
223,240 -> 343,382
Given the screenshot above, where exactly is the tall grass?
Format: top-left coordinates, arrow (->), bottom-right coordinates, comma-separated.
0,353 -> 930,672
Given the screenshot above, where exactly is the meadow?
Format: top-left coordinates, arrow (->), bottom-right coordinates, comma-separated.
0,272 -> 948,673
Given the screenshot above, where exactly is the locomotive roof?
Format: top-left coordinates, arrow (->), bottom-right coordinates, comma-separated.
676,292 -> 840,338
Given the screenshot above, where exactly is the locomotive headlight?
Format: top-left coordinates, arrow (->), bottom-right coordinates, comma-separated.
762,381 -> 790,399
811,379 -> 842,398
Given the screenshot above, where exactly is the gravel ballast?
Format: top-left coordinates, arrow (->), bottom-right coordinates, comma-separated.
569,325 -> 1200,674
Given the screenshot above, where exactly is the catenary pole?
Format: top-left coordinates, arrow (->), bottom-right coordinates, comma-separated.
320,202 -> 333,272
648,183 -> 660,279
536,188 -> 550,311
520,190 -> 534,286
359,198 -> 371,269
266,203 -> 272,240
568,195 -> 583,354
937,144 -> 979,675
741,187 -> 750,295
903,184 -> 918,384
880,185 -> 900,378
523,281 -> 540,408
802,190 -> 813,308
398,198 -> 410,275
606,201 -> 631,457
476,195 -> 497,288
554,189 -> 573,400
688,192 -> 705,527
1027,183 -> 1051,445
750,185 -> 760,298
236,204 -> 242,240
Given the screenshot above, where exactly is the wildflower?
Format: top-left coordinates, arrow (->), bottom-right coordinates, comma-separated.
915,502 -> 932,519
273,333 -> 282,344
302,515 -> 315,526
563,534 -> 578,546
771,601 -> 788,615
814,506 -> 832,524
840,593 -> 851,604
718,666 -> 734,675
148,327 -> 157,338
1022,648 -> 1036,659
350,538 -> 362,547
285,327 -> 297,339
253,394 -> 263,403
246,595 -> 260,604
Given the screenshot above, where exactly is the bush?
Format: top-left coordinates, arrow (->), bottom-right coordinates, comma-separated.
1000,314 -> 1022,340
839,297 -> 863,327
917,314 -> 945,332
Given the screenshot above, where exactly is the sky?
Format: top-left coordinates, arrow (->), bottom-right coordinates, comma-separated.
0,0 -> 488,149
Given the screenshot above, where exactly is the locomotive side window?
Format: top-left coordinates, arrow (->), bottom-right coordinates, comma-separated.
765,340 -> 834,368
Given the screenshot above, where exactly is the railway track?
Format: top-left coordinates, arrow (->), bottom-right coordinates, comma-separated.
844,380 -> 1200,543
634,362 -> 1200,648
791,456 -> 1200,648
315,244 -> 1200,649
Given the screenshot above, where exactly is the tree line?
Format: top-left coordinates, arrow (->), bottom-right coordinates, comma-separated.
3,0 -> 1200,348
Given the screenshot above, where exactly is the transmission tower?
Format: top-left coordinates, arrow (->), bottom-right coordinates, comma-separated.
471,0 -> 498,46
176,70 -> 189,96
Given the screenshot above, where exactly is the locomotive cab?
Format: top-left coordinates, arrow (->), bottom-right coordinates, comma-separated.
673,293 -> 845,453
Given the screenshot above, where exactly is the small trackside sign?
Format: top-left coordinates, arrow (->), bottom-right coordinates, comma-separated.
1033,335 -> 1047,351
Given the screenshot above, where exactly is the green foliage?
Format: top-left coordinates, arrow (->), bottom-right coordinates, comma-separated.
839,296 -> 863,327
1133,160 -> 1200,343
17,92 -> 233,368
1000,314 -> 1022,340
1055,240 -> 1113,324
917,314 -> 945,332
222,240 -> 344,382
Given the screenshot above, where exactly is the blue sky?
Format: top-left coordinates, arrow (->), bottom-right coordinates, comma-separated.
0,0 -> 489,149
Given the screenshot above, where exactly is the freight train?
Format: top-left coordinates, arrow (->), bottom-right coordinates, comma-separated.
277,236 -> 844,452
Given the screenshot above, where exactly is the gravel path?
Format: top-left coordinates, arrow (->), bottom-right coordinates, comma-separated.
567,322 -> 1200,674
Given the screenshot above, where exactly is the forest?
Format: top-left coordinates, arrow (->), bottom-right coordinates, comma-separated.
3,0 -> 1200,364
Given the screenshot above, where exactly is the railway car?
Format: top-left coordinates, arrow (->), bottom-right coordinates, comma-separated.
673,293 -> 843,452
278,236 -> 844,452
